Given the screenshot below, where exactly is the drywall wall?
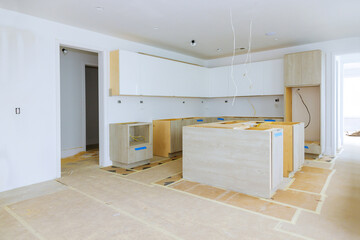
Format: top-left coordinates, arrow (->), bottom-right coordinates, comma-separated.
108,96 -> 205,123
86,66 -> 99,146
60,48 -> 98,157
203,96 -> 284,118
206,37 -> 360,156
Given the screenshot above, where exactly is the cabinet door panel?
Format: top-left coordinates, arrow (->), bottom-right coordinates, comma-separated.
284,53 -> 302,86
301,50 -> 321,85
209,66 -> 230,97
248,61 -> 264,95
176,64 -> 208,97
119,50 -> 140,95
263,59 -> 284,95
234,62 -> 263,96
139,54 -> 174,96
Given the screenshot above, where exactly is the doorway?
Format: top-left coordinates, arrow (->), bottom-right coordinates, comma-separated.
59,47 -> 100,170
337,53 -> 360,150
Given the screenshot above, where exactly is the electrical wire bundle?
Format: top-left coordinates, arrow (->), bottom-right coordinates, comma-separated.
296,89 -> 311,128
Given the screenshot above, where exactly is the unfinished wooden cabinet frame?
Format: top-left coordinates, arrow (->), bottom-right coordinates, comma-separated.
153,118 -> 183,157
109,50 -> 119,96
183,122 -> 284,199
109,122 -> 153,168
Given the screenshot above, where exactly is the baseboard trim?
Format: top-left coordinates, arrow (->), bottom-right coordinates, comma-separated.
61,147 -> 85,158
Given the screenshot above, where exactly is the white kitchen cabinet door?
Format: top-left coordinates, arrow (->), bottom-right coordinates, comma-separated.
209,66 -> 230,97
174,63 -> 208,97
138,54 -> 176,96
247,61 -> 264,96
233,63 -> 248,96
232,62 -> 263,96
185,66 -> 209,97
263,59 -> 284,95
117,50 -> 140,95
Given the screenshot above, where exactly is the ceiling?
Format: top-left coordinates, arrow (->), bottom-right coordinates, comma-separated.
1,0 -> 360,59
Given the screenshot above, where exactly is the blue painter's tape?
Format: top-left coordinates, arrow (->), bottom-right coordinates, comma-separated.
197,119 -> 204,122
274,132 -> 283,137
305,146 -> 309,149
217,118 -> 225,121
264,119 -> 276,122
135,146 -> 147,151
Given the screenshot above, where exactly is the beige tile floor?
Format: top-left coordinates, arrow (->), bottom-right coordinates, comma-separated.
0,136 -> 359,239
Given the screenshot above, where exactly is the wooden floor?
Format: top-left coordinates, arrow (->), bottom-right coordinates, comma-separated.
1,137 -> 360,239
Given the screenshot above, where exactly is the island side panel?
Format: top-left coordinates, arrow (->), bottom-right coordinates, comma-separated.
183,126 -> 273,198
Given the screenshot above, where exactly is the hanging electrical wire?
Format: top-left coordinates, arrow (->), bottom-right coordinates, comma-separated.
247,98 -> 256,116
296,89 -> 311,128
242,20 -> 253,89
229,9 -> 238,106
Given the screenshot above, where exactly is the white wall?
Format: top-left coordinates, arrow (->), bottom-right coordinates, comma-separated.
108,96 -> 205,123
206,37 -> 360,156
203,96 -> 284,117
60,48 -> 98,157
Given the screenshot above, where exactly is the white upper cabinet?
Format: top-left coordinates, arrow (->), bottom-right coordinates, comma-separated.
110,49 -> 285,98
263,59 -> 284,95
209,66 -> 230,97
139,54 -> 175,96
138,53 -> 209,97
234,62 -> 264,96
173,62 -> 209,97
119,50 -> 140,95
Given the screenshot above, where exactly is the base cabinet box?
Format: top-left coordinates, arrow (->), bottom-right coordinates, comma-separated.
110,122 -> 153,168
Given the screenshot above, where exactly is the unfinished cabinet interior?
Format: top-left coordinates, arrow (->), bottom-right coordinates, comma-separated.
257,122 -> 304,177
284,50 -> 323,87
153,119 -> 183,157
287,87 -> 322,155
153,117 -> 217,157
183,121 -> 284,198
109,122 -> 153,168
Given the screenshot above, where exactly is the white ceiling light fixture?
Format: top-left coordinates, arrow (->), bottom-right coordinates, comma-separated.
265,31 -> 276,36
96,6 -> 104,12
61,48 -> 68,55
153,26 -> 159,30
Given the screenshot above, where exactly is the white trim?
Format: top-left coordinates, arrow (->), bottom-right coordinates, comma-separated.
61,147 -> 85,158
82,63 -> 87,152
55,39 -> 108,180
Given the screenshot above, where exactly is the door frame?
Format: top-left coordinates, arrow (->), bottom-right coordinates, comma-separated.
55,40 -> 108,178
334,52 -> 360,153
